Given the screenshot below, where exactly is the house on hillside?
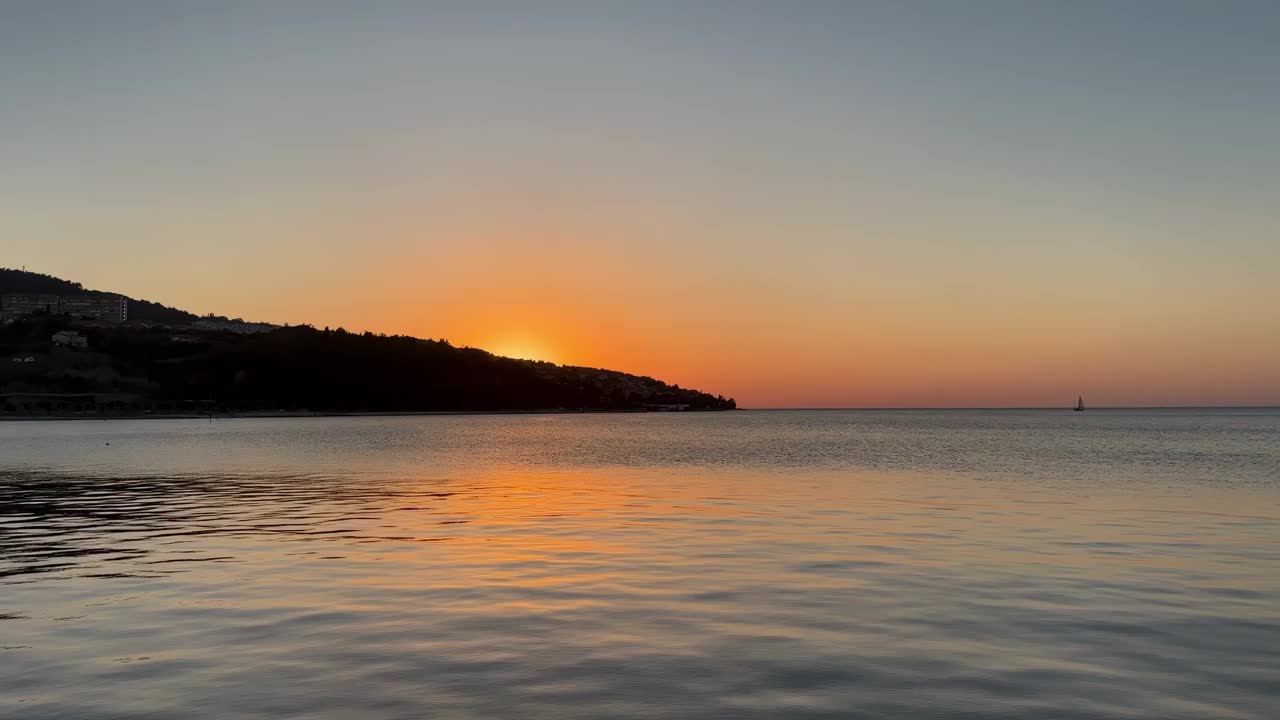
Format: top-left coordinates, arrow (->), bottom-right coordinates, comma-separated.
52,330 -> 88,349
193,318 -> 277,334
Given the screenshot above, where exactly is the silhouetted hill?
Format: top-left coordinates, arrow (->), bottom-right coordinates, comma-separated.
0,268 -> 83,295
0,271 -> 735,414
1,268 -> 199,325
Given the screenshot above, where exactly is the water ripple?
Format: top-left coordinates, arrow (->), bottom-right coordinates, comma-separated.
1,412 -> 1278,719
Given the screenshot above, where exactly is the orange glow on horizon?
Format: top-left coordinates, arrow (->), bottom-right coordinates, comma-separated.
484,334 -> 560,364
32,190 -> 1278,409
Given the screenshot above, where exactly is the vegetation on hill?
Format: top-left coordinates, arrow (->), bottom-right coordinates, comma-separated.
0,268 -> 84,295
0,271 -> 736,414
129,299 -> 201,325
1,268 -> 198,325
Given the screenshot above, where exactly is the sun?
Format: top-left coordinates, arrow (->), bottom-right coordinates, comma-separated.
486,336 -> 558,364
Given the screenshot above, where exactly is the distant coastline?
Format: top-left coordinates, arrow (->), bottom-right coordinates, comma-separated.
2,268 -> 736,415
0,407 -> 732,422
747,406 -> 1280,411
6,406 -> 1276,423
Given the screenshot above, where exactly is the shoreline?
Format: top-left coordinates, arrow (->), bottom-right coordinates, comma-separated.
4,407 -> 1270,422
0,408 -> 732,422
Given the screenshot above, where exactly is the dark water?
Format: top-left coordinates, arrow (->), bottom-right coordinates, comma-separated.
2,409 -> 1278,719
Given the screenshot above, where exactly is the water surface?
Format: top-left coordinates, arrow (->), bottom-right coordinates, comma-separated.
2,410 -> 1278,719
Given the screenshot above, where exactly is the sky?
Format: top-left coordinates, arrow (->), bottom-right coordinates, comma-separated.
3,1 -> 1278,407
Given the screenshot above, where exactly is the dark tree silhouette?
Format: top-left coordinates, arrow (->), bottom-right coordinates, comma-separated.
0,269 -> 736,414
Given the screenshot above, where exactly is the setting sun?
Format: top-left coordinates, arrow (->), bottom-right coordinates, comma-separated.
485,335 -> 559,364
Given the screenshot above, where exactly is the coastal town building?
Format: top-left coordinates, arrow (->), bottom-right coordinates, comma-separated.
192,318 -> 277,334
58,293 -> 128,322
0,293 -> 60,320
0,292 -> 128,324
52,330 -> 89,349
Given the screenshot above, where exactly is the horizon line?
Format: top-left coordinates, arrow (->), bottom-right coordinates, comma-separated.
741,405 -> 1280,411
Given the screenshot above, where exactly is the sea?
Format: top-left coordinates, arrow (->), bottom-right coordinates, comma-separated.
1,409 -> 1277,719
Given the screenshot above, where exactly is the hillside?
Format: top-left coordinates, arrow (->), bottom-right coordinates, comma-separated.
0,270 -> 735,414
0,268 -> 199,325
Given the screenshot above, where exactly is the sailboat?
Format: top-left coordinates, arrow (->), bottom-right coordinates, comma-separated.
1074,395 -> 1085,412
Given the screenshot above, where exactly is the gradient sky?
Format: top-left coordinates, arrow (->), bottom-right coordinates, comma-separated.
4,2 -> 1278,407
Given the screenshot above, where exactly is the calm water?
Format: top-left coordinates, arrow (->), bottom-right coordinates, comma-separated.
2,409 -> 1278,719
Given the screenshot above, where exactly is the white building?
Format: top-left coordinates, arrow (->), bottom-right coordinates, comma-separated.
52,330 -> 89,349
